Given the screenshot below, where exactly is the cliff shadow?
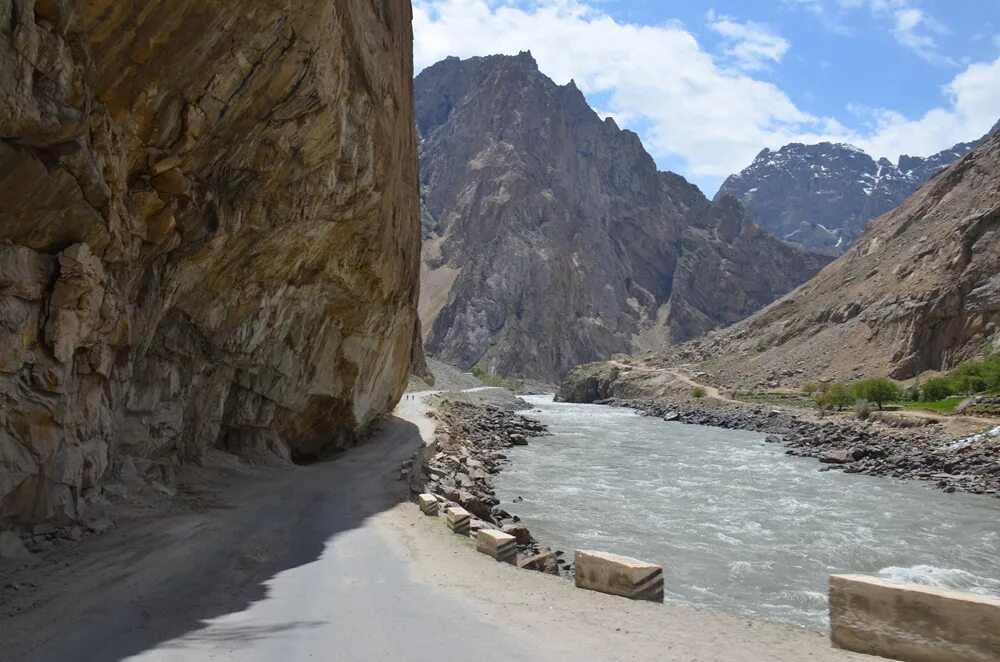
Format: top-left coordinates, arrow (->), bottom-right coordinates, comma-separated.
7,414 -> 424,662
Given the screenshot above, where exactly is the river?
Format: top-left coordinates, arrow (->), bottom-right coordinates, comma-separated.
494,396 -> 1000,630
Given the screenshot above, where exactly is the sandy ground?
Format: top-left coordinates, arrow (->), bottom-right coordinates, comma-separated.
0,391 -> 868,662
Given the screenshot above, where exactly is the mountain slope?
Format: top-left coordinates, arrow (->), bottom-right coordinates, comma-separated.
416,54 -> 828,381
676,129 -> 1000,387
718,121 -> 999,255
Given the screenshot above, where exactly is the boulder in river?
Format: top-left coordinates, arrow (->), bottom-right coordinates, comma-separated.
821,449 -> 854,464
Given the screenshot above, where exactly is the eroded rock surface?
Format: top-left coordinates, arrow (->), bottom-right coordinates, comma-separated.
0,0 -> 419,526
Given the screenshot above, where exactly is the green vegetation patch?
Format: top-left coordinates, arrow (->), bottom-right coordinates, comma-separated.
918,355 -> 1000,402
896,397 -> 965,414
471,365 -> 522,390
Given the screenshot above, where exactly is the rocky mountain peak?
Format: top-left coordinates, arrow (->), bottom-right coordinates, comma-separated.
417,54 -> 827,380
719,121 -> 999,255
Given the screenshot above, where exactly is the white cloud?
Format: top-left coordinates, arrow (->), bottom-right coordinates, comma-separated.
782,0 -> 825,14
413,0 -> 838,180
413,0 -> 1000,183
825,0 -> 956,64
706,10 -> 790,71
853,56 -> 1000,157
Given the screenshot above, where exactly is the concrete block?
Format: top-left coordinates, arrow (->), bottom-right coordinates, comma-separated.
829,574 -> 1000,662
475,529 -> 516,564
574,549 -> 663,602
417,493 -> 438,516
446,506 -> 470,536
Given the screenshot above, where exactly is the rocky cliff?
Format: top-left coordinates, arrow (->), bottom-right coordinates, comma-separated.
416,54 -> 827,381
666,130 -> 1000,387
717,122 -> 999,255
0,0 -> 420,527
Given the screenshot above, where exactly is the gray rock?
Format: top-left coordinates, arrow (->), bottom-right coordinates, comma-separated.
718,123 -> 999,255
0,532 -> 30,559
416,53 -> 827,380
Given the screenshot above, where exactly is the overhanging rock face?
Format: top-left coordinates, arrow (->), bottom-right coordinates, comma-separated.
0,0 -> 420,525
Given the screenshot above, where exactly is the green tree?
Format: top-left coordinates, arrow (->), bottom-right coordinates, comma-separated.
851,378 -> 900,410
816,383 -> 854,411
922,377 -> 954,402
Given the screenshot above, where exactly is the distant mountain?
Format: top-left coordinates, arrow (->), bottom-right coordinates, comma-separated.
415,53 -> 828,380
679,128 -> 1000,385
717,121 -> 1000,255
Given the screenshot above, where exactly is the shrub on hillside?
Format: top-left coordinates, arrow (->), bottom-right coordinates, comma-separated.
854,398 -> 872,420
470,365 -> 520,390
919,355 -> 1000,401
851,378 -> 900,410
921,377 -> 954,402
692,386 -> 707,399
815,382 -> 853,411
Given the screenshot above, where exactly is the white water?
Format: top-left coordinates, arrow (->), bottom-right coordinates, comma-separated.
494,396 -> 1000,630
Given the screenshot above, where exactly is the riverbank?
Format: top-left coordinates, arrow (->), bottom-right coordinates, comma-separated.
600,396 -> 1000,498
558,363 -> 1000,499
411,390 -> 567,574
400,391 -> 871,660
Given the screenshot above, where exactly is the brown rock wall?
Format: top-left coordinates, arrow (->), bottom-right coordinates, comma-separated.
0,0 -> 420,525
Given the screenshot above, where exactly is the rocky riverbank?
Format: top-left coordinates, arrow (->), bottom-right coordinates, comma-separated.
596,396 -> 1000,498
408,394 -> 567,575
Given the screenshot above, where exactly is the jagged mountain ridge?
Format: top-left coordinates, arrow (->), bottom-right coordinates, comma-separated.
676,129 -> 1000,386
416,53 -> 828,381
718,120 -> 1000,255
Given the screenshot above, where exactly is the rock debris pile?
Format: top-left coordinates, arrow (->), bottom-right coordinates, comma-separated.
410,398 -> 566,575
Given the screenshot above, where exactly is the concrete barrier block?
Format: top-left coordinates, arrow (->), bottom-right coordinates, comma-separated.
417,493 -> 439,516
574,550 -> 663,602
830,574 -> 1000,662
475,529 -> 516,564
446,506 -> 470,536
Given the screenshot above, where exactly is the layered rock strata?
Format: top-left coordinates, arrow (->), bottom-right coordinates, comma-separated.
0,0 -> 420,526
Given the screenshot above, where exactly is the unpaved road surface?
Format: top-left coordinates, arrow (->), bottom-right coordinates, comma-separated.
0,393 -> 864,662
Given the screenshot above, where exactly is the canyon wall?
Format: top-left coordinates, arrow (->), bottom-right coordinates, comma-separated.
0,0 -> 420,525
416,54 -> 827,381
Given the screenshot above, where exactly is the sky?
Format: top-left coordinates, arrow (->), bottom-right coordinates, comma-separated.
412,0 -> 1000,195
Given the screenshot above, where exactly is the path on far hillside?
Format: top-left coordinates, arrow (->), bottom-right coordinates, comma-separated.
0,389 -> 865,662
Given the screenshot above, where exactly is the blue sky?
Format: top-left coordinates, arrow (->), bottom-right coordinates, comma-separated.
413,0 -> 1000,194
